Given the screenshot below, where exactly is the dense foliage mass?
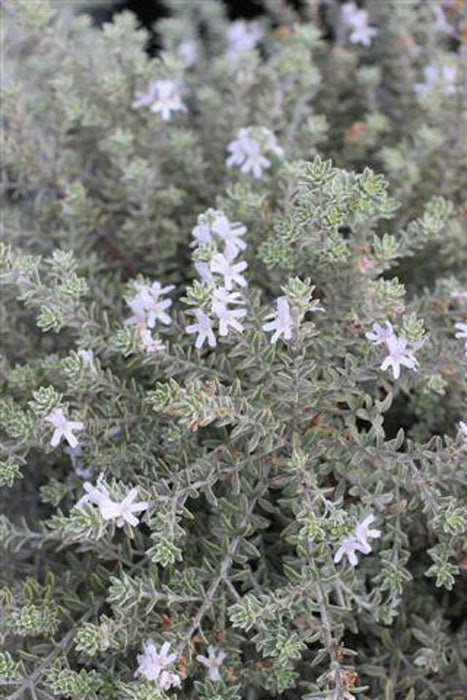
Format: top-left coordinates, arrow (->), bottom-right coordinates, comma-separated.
1,1 -> 467,698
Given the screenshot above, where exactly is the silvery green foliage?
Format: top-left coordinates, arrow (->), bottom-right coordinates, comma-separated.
1,1 -> 467,699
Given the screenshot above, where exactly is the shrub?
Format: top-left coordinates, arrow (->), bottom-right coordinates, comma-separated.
1,1 -> 467,699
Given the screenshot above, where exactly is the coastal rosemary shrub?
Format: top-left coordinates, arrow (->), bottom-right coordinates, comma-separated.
1,1 -> 467,698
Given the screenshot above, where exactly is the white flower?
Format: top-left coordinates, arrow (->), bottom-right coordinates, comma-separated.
136,640 -> 180,688
76,478 -> 148,528
226,20 -> 263,64
365,321 -> 394,345
333,535 -> 367,567
177,39 -> 197,67
212,287 -> 244,306
211,212 -> 247,259
334,513 -> 381,567
186,309 -> 217,349
126,281 -> 175,329
432,5 -> 453,34
133,79 -> 186,120
191,209 -> 247,259
99,488 -> 149,528
76,473 -> 110,509
77,349 -> 96,372
139,328 -> 166,354
380,335 -> 418,380
194,261 -> 214,284
196,646 -> 227,683
226,127 -> 283,179
458,421 -> 467,439
354,514 -> 382,552
210,252 -> 248,290
212,301 -> 247,336
262,296 -> 293,344
341,2 -> 377,46
414,65 -> 457,96
454,322 -> 467,339
45,408 -> 84,449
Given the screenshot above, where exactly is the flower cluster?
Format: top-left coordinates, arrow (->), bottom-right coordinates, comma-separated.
75,474 -> 148,529
132,79 -> 186,120
366,322 -> 419,380
125,281 -> 174,353
186,209 -> 249,348
226,126 -> 283,179
225,19 -> 263,65
136,641 -> 180,690
414,64 -> 457,96
340,1 -> 377,47
334,514 -> 382,567
45,408 -> 84,449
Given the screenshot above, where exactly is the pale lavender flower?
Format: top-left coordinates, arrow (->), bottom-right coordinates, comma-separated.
334,513 -> 381,566
354,514 -> 382,552
194,261 -> 214,284
333,535 -> 367,567
126,281 -> 175,329
454,322 -> 467,339
138,328 -> 165,354
226,20 -> 263,64
380,335 -> 418,380
226,127 -> 283,179
191,209 -> 247,259
341,2 -> 377,46
186,309 -> 217,349
210,252 -> 248,290
212,301 -> 247,336
365,321 -> 394,345
99,488 -> 148,528
177,39 -> 197,67
414,64 -> 457,96
76,473 -> 110,509
133,79 -> 186,120
77,349 -> 96,371
45,408 -> 84,449
212,287 -> 244,306
196,645 -> 227,682
136,640 -> 180,687
262,296 -> 293,344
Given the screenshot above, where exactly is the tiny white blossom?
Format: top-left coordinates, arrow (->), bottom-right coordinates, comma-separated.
133,79 -> 186,120
210,252 -> 248,290
458,421 -> 467,439
191,209 -> 247,259
380,335 -> 418,380
212,287 -> 244,306
126,281 -> 175,329
262,296 -> 293,344
226,20 -> 263,64
99,488 -> 149,528
186,309 -> 217,349
139,328 -> 166,354
196,646 -> 227,683
226,127 -> 283,179
432,4 -> 453,34
136,640 -> 180,688
341,2 -> 377,46
212,301 -> 247,336
76,473 -> 110,509
45,408 -> 84,449
333,535 -> 366,567
77,349 -> 96,372
177,39 -> 197,67
354,514 -> 382,552
454,322 -> 467,339
334,513 -> 381,566
414,64 -> 457,96
365,321 -> 394,345
194,261 -> 214,284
